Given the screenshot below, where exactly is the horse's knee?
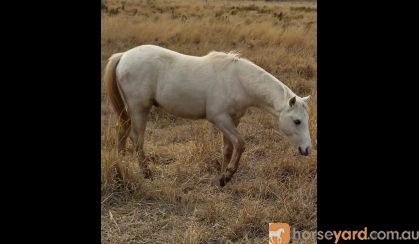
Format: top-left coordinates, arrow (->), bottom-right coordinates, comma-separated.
234,138 -> 245,153
223,143 -> 233,155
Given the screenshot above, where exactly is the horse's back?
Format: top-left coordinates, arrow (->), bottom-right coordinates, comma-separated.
117,45 -> 201,78
122,45 -> 194,64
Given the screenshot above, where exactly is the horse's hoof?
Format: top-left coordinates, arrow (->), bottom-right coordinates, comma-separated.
143,169 -> 153,179
219,175 -> 226,187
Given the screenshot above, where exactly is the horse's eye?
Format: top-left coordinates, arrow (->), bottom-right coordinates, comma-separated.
294,120 -> 301,125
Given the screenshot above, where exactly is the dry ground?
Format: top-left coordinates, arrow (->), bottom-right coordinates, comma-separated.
101,0 -> 317,243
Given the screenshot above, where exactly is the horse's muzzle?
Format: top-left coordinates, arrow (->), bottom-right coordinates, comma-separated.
298,146 -> 310,156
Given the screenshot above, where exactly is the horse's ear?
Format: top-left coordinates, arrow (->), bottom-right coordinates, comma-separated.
289,96 -> 296,107
302,95 -> 311,104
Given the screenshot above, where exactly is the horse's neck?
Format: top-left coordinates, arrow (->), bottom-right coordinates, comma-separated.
239,62 -> 294,117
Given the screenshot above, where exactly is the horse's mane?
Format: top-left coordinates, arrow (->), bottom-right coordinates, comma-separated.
205,50 -> 251,71
206,50 -> 241,62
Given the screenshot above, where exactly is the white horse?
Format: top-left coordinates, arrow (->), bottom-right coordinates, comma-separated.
269,228 -> 285,244
104,45 -> 312,186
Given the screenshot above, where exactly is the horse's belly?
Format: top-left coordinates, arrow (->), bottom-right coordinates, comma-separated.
155,94 -> 206,119
155,71 -> 211,119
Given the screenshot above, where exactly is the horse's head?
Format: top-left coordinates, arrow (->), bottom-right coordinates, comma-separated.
278,95 -> 312,156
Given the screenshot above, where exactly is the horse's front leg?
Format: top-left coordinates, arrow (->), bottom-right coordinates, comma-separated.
211,114 -> 245,187
222,119 -> 240,172
222,134 -> 233,172
130,108 -> 152,179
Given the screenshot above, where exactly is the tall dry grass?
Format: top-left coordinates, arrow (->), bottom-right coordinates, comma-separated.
101,0 -> 316,243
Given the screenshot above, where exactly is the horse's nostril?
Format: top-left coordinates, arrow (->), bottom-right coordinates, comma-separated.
305,147 -> 309,155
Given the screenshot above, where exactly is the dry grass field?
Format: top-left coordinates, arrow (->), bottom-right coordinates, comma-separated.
101,0 -> 317,243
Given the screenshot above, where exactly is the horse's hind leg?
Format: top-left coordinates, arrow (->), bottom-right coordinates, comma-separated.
129,107 -> 152,179
117,121 -> 130,155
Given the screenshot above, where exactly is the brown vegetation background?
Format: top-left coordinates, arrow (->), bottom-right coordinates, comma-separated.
101,0 -> 317,243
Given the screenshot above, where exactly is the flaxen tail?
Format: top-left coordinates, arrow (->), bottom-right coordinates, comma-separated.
103,53 -> 130,129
